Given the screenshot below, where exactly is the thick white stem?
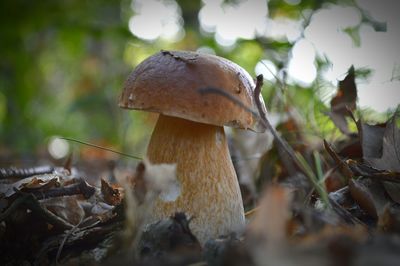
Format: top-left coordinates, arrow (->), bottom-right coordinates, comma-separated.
146,114 -> 245,244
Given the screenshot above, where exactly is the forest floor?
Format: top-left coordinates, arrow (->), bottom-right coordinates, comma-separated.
1,68 -> 400,266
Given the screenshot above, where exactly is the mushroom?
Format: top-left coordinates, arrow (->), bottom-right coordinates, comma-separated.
119,50 -> 266,244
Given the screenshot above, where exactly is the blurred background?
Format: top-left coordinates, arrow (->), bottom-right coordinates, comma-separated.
0,0 -> 399,167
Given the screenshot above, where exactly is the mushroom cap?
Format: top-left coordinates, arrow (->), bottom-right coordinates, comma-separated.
119,50 -> 266,132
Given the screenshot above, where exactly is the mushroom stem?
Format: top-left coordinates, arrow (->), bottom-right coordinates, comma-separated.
146,114 -> 245,244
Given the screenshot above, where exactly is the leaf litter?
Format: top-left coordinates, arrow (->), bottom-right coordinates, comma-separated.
1,66 -> 400,265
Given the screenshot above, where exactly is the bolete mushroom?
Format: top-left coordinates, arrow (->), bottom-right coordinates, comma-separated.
119,50 -> 266,244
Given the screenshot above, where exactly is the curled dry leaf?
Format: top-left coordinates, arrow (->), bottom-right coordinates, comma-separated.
337,135 -> 362,159
21,177 -> 59,191
364,113 -> 400,172
349,178 -> 390,219
357,113 -> 400,205
75,179 -> 117,222
40,196 -> 85,226
0,174 -> 61,198
101,178 -> 122,206
327,66 -> 357,135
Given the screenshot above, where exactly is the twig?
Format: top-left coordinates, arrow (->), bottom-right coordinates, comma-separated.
0,165 -> 54,179
323,139 -> 353,179
30,178 -> 96,200
328,196 -> 367,227
0,193 -> 30,221
0,191 -> 74,230
56,217 -> 86,265
244,206 -> 259,218
346,159 -> 400,183
36,222 -> 122,264
253,75 -> 301,165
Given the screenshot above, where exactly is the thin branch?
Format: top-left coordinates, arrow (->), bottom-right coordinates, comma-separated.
30,178 -> 96,200
0,165 -> 54,179
0,191 -> 74,230
253,75 -> 306,172
56,217 -> 86,265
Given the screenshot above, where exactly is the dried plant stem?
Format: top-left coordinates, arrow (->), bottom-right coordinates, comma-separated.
60,137 -> 142,160
199,75 -> 330,208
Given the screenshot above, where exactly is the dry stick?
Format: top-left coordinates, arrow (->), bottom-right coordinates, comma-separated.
0,191 -> 74,230
0,165 -> 54,179
30,178 -> 96,200
253,75 -> 301,165
36,222 -> 122,265
56,217 -> 87,265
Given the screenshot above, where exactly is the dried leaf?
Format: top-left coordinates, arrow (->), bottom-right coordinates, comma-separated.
328,111 -> 352,135
328,66 -> 357,135
330,66 -> 357,113
41,196 -> 85,225
101,178 -> 121,206
0,174 -> 61,198
324,171 -> 346,193
21,177 -> 59,193
337,136 -> 362,159
329,186 -> 366,226
365,113 -> 400,172
349,178 -> 390,219
346,160 -> 400,183
90,201 -> 114,216
357,121 -> 386,159
324,140 -> 353,180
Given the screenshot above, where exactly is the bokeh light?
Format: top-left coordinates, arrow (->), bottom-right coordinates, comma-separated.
129,0 -> 184,42
48,136 -> 70,159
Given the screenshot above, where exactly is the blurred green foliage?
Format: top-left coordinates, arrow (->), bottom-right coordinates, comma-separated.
0,0 -> 389,159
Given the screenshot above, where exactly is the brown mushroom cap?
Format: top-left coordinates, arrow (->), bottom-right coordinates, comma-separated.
119,50 -> 265,132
